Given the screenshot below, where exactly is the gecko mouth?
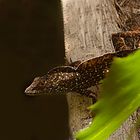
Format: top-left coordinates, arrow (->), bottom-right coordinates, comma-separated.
24,85 -> 44,96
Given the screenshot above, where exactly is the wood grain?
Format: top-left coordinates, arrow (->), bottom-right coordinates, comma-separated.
61,0 -> 140,139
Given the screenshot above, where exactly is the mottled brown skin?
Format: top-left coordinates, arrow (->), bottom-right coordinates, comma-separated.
112,29 -> 140,51
25,50 -> 136,101
25,30 -> 140,102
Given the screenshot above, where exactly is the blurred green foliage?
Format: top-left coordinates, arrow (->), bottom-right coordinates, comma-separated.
76,50 -> 140,140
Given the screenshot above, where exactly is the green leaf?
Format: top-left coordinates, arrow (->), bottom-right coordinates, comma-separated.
76,50 -> 140,140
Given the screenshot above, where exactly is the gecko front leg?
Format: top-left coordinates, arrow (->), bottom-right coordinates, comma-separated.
79,89 -> 98,103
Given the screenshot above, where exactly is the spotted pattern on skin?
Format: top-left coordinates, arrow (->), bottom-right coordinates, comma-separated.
25,49 -> 136,100
112,29 -> 140,51
25,29 -> 140,101
25,67 -> 79,96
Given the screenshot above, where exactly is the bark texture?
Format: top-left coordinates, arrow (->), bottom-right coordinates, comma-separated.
61,0 -> 140,139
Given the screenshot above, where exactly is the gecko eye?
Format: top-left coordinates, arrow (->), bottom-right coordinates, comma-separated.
38,81 -> 45,87
33,78 -> 46,90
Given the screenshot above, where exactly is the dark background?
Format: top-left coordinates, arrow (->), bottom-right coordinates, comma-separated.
0,0 -> 69,140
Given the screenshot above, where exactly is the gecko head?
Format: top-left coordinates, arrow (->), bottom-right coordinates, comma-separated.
25,70 -> 79,96
25,76 -> 48,96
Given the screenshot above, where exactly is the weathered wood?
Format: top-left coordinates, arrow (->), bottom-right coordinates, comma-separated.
61,0 -> 140,139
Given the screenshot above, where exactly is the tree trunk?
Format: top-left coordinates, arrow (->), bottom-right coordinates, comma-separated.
61,0 -> 140,139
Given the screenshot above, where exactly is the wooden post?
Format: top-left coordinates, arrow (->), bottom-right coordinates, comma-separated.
61,0 -> 140,139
